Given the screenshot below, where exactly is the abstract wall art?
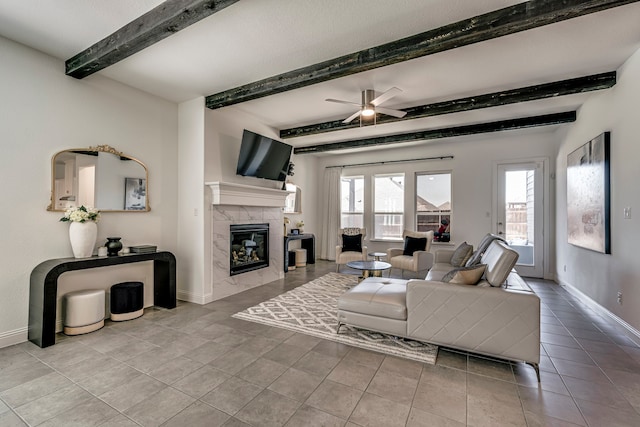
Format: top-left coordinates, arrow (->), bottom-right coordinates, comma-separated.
567,131 -> 611,254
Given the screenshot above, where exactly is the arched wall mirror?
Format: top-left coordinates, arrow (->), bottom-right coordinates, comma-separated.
48,145 -> 149,212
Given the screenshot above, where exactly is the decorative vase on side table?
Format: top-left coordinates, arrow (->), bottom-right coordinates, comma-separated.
106,237 -> 123,256
68,221 -> 98,258
60,205 -> 101,259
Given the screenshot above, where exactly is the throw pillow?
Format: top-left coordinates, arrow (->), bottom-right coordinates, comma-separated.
342,234 -> 362,252
342,227 -> 362,236
403,236 -> 427,256
450,242 -> 473,267
442,264 -> 486,285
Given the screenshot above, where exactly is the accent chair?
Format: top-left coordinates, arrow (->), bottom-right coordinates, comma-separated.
336,227 -> 367,272
386,230 -> 434,277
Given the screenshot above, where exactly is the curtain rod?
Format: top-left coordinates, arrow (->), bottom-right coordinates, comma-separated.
326,155 -> 454,169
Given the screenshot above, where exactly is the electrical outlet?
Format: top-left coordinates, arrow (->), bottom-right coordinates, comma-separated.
624,207 -> 632,219
617,291 -> 623,305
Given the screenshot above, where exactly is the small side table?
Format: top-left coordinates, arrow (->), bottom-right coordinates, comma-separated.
284,233 -> 315,272
346,261 -> 392,281
368,252 -> 387,261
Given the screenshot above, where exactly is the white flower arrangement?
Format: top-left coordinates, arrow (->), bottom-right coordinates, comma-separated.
296,220 -> 304,228
60,205 -> 100,223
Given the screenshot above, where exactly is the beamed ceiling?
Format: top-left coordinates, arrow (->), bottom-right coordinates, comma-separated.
1,0 -> 640,154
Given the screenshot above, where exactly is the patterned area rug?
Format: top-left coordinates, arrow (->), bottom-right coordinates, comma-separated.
233,272 -> 438,364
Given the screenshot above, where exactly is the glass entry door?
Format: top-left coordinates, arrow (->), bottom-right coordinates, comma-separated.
496,162 -> 544,278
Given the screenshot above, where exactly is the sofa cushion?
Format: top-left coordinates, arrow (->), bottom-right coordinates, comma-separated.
450,242 -> 473,267
482,241 -> 519,286
342,234 -> 362,252
338,278 -> 408,320
466,234 -> 505,267
442,264 -> 486,285
424,263 -> 451,281
403,236 -> 427,256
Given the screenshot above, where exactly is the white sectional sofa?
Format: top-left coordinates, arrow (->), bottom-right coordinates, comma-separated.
337,239 -> 541,379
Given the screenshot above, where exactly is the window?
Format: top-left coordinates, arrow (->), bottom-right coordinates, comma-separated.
416,172 -> 451,241
374,174 -> 404,240
340,176 -> 364,228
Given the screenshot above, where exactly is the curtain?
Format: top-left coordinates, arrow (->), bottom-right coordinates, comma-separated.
320,167 -> 341,260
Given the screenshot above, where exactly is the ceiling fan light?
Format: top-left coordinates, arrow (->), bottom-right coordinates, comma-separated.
361,107 -> 375,117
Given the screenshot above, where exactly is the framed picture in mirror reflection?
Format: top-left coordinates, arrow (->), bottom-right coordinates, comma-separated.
124,178 -> 146,211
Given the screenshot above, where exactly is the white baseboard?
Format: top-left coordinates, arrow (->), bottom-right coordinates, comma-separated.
0,327 -> 28,349
177,290 -> 208,305
203,293 -> 214,305
559,278 -> 640,340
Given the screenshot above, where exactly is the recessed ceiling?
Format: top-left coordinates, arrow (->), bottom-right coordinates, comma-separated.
1,0 -> 639,151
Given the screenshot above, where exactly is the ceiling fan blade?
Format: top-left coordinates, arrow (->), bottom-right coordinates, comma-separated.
325,98 -> 361,107
342,110 -> 362,124
376,106 -> 407,118
370,87 -> 402,107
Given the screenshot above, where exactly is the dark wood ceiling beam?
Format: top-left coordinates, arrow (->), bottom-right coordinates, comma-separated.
206,0 -> 638,109
284,72 -> 614,139
66,0 -> 239,79
293,111 -> 576,154
281,72 -> 615,139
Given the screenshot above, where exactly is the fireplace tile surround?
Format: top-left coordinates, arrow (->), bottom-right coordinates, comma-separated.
211,205 -> 284,300
206,182 -> 288,302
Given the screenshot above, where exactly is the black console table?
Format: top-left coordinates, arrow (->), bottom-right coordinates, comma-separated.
284,233 -> 315,272
28,251 -> 176,348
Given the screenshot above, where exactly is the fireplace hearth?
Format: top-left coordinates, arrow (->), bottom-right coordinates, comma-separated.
230,223 -> 269,276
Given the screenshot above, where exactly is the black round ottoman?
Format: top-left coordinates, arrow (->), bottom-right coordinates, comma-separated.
110,281 -> 144,321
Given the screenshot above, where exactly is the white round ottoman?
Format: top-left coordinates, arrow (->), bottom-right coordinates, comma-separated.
63,289 -> 105,335
295,248 -> 307,267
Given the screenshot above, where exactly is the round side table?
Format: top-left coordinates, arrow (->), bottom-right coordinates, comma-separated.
368,252 -> 387,261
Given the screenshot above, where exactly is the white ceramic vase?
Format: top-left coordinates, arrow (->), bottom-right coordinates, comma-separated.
68,221 -> 98,258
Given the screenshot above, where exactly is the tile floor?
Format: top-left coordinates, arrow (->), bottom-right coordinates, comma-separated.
2,260 -> 640,426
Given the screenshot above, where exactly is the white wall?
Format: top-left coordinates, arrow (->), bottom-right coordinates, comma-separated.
177,98 -> 206,303
556,47 -> 640,331
314,129 -> 560,279
0,36 -> 178,347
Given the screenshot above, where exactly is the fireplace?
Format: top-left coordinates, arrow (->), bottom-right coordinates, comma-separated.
230,223 -> 269,276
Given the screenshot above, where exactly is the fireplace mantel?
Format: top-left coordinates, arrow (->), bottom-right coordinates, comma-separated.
206,181 -> 288,208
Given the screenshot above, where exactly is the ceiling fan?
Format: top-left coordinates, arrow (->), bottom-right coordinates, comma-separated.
326,87 -> 407,124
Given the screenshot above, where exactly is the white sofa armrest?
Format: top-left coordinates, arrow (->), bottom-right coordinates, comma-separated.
405,279 -> 540,364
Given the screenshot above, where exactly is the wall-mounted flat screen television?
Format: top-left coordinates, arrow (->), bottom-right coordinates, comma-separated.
236,129 -> 293,182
